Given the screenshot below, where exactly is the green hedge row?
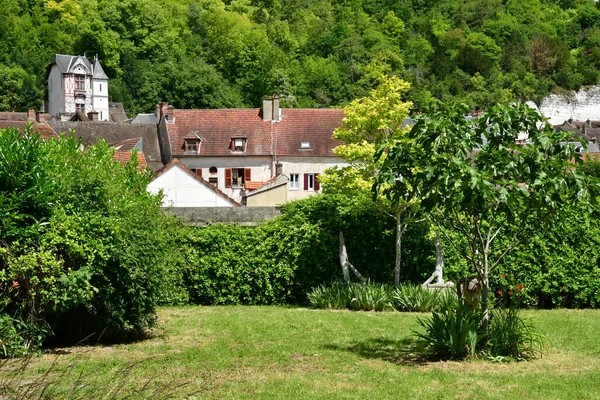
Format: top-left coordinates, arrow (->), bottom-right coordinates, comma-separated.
175,194 -> 435,306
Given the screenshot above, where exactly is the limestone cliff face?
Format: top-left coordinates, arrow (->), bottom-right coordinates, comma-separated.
534,86 -> 600,125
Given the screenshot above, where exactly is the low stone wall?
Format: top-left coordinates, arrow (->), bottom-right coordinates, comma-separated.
165,206 -> 281,226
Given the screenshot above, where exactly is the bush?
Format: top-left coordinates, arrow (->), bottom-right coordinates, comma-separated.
393,284 -> 457,312
415,302 -> 545,361
487,307 -> 545,360
308,281 -> 394,311
414,301 -> 482,360
0,128 -> 180,354
307,282 -> 456,312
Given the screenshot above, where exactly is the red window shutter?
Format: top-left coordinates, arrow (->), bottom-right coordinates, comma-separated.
314,173 -> 320,191
244,168 -> 251,183
197,168 -> 202,178
225,168 -> 232,188
304,173 -> 309,190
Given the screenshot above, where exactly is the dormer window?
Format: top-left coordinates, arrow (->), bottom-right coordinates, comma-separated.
230,137 -> 247,152
186,140 -> 198,152
184,131 -> 202,154
300,141 -> 311,149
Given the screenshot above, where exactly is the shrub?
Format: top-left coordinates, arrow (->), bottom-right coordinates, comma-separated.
392,284 -> 457,312
308,281 -> 394,311
0,128 -> 180,354
414,301 -> 482,360
487,307 -> 545,360
415,302 -> 545,361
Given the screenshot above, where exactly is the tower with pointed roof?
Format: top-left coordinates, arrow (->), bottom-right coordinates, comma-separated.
46,54 -> 110,121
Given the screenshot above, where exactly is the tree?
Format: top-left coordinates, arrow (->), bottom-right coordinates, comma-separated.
320,76 -> 417,286
376,102 -> 588,331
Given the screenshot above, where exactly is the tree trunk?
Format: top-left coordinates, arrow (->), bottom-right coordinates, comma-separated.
481,270 -> 490,334
394,216 -> 405,287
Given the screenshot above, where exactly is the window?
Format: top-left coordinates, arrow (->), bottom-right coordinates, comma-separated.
225,168 -> 251,188
75,74 -> 85,91
75,103 -> 85,113
100,84 -> 102,92
289,173 -> 299,190
186,140 -> 198,152
209,166 -> 218,175
230,138 -> 246,152
209,177 -> 218,187
191,168 -> 202,177
303,173 -> 320,191
300,141 -> 311,149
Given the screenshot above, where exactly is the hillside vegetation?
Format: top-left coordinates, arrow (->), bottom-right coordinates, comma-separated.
1,0 -> 600,114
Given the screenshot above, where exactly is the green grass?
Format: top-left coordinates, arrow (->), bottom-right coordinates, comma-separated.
3,307 -> 600,399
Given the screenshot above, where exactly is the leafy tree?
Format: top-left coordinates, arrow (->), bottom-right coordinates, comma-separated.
320,76 -> 419,286
376,102 -> 588,331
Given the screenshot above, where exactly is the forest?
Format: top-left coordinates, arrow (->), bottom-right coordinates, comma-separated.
1,0 -> 600,115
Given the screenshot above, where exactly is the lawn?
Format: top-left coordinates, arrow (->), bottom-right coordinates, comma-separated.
3,307 -> 600,399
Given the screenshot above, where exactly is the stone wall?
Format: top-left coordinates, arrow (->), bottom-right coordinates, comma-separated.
165,206 -> 281,226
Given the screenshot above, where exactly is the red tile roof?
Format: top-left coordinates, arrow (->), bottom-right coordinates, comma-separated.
168,108 -> 345,157
245,181 -> 266,191
151,159 -> 241,206
113,150 -> 148,171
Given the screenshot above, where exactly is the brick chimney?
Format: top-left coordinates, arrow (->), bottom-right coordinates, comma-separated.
27,109 -> 35,121
167,105 -> 174,122
88,110 -> 99,121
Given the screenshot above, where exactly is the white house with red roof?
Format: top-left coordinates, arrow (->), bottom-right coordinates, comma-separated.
147,159 -> 240,207
156,97 -> 347,204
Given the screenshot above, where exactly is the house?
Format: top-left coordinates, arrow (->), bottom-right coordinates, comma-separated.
147,159 -> 240,207
156,97 -> 347,204
46,54 -> 110,121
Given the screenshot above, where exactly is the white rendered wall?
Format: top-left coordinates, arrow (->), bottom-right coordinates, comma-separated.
147,166 -> 234,207
92,79 -> 109,121
179,156 -> 272,203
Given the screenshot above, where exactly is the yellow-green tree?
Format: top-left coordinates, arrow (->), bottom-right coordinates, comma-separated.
320,76 -> 417,286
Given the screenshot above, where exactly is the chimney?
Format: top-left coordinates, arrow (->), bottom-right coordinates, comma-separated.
593,137 -> 597,144
262,97 -> 273,121
167,105 -> 174,122
27,109 -> 35,121
272,95 -> 280,121
88,110 -> 99,121
275,162 -> 282,176
154,104 -> 160,117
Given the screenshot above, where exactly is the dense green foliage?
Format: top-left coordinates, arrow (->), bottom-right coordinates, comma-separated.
0,127 -> 180,356
178,193 -> 435,305
2,0 -> 600,114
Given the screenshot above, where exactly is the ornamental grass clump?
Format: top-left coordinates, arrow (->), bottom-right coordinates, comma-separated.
414,301 -> 482,360
308,281 -> 394,311
392,284 -> 457,312
415,302 -> 545,361
487,307 -> 545,360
